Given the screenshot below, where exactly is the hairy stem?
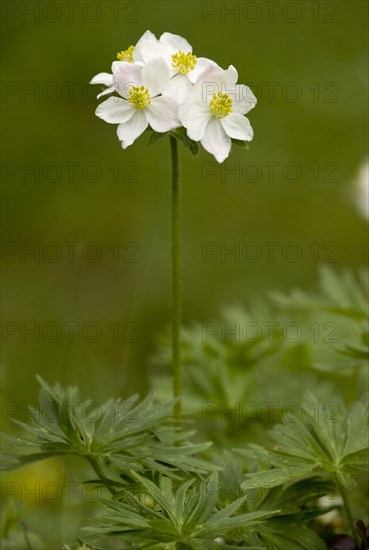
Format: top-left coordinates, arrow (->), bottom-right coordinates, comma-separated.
170,135 -> 182,422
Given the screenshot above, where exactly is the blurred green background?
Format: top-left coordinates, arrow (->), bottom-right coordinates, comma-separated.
1,0 -> 368,403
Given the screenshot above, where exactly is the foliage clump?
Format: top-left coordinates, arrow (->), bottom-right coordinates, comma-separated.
1,268 -> 368,549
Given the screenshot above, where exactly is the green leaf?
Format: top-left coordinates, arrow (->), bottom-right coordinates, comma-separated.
84,473 -> 278,547
238,394 -> 369,492
147,131 -> 166,147
169,128 -> 199,157
1,377 -> 214,483
232,139 -> 250,149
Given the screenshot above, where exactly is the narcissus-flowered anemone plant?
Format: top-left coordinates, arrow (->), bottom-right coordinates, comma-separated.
91,30 -> 257,163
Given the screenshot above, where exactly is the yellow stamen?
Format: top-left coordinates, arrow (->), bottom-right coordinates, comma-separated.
117,45 -> 135,62
171,51 -> 197,75
128,85 -> 151,110
210,91 -> 233,118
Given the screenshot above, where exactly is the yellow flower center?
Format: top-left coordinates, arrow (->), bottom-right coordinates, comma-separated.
117,45 -> 135,62
209,91 -> 233,118
171,51 -> 197,74
128,85 -> 151,110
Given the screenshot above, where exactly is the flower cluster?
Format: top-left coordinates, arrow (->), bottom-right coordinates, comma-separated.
91,31 -> 257,163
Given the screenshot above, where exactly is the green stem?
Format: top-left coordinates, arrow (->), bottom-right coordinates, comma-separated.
336,477 -> 357,541
88,456 -> 116,497
170,135 -> 182,422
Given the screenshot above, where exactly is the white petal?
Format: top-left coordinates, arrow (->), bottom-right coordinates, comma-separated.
133,30 -> 158,62
201,118 -> 231,163
193,64 -> 222,87
162,74 -> 194,104
95,96 -> 135,124
97,86 -> 115,99
112,61 -> 142,98
180,102 -> 212,141
141,58 -> 169,97
136,40 -> 167,63
220,113 -> 254,141
117,111 -> 148,148
160,32 -> 192,54
146,96 -> 180,132
135,30 -> 157,46
225,65 -> 238,88
168,67 -> 179,79
193,65 -> 238,103
192,66 -> 227,104
90,72 -> 114,86
188,58 -> 220,84
231,84 -> 257,115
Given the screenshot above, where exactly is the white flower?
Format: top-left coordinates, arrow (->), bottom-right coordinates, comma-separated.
95,58 -> 181,149
318,495 -> 343,510
137,32 -> 218,104
180,65 -> 257,163
90,30 -> 158,99
317,495 -> 343,526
